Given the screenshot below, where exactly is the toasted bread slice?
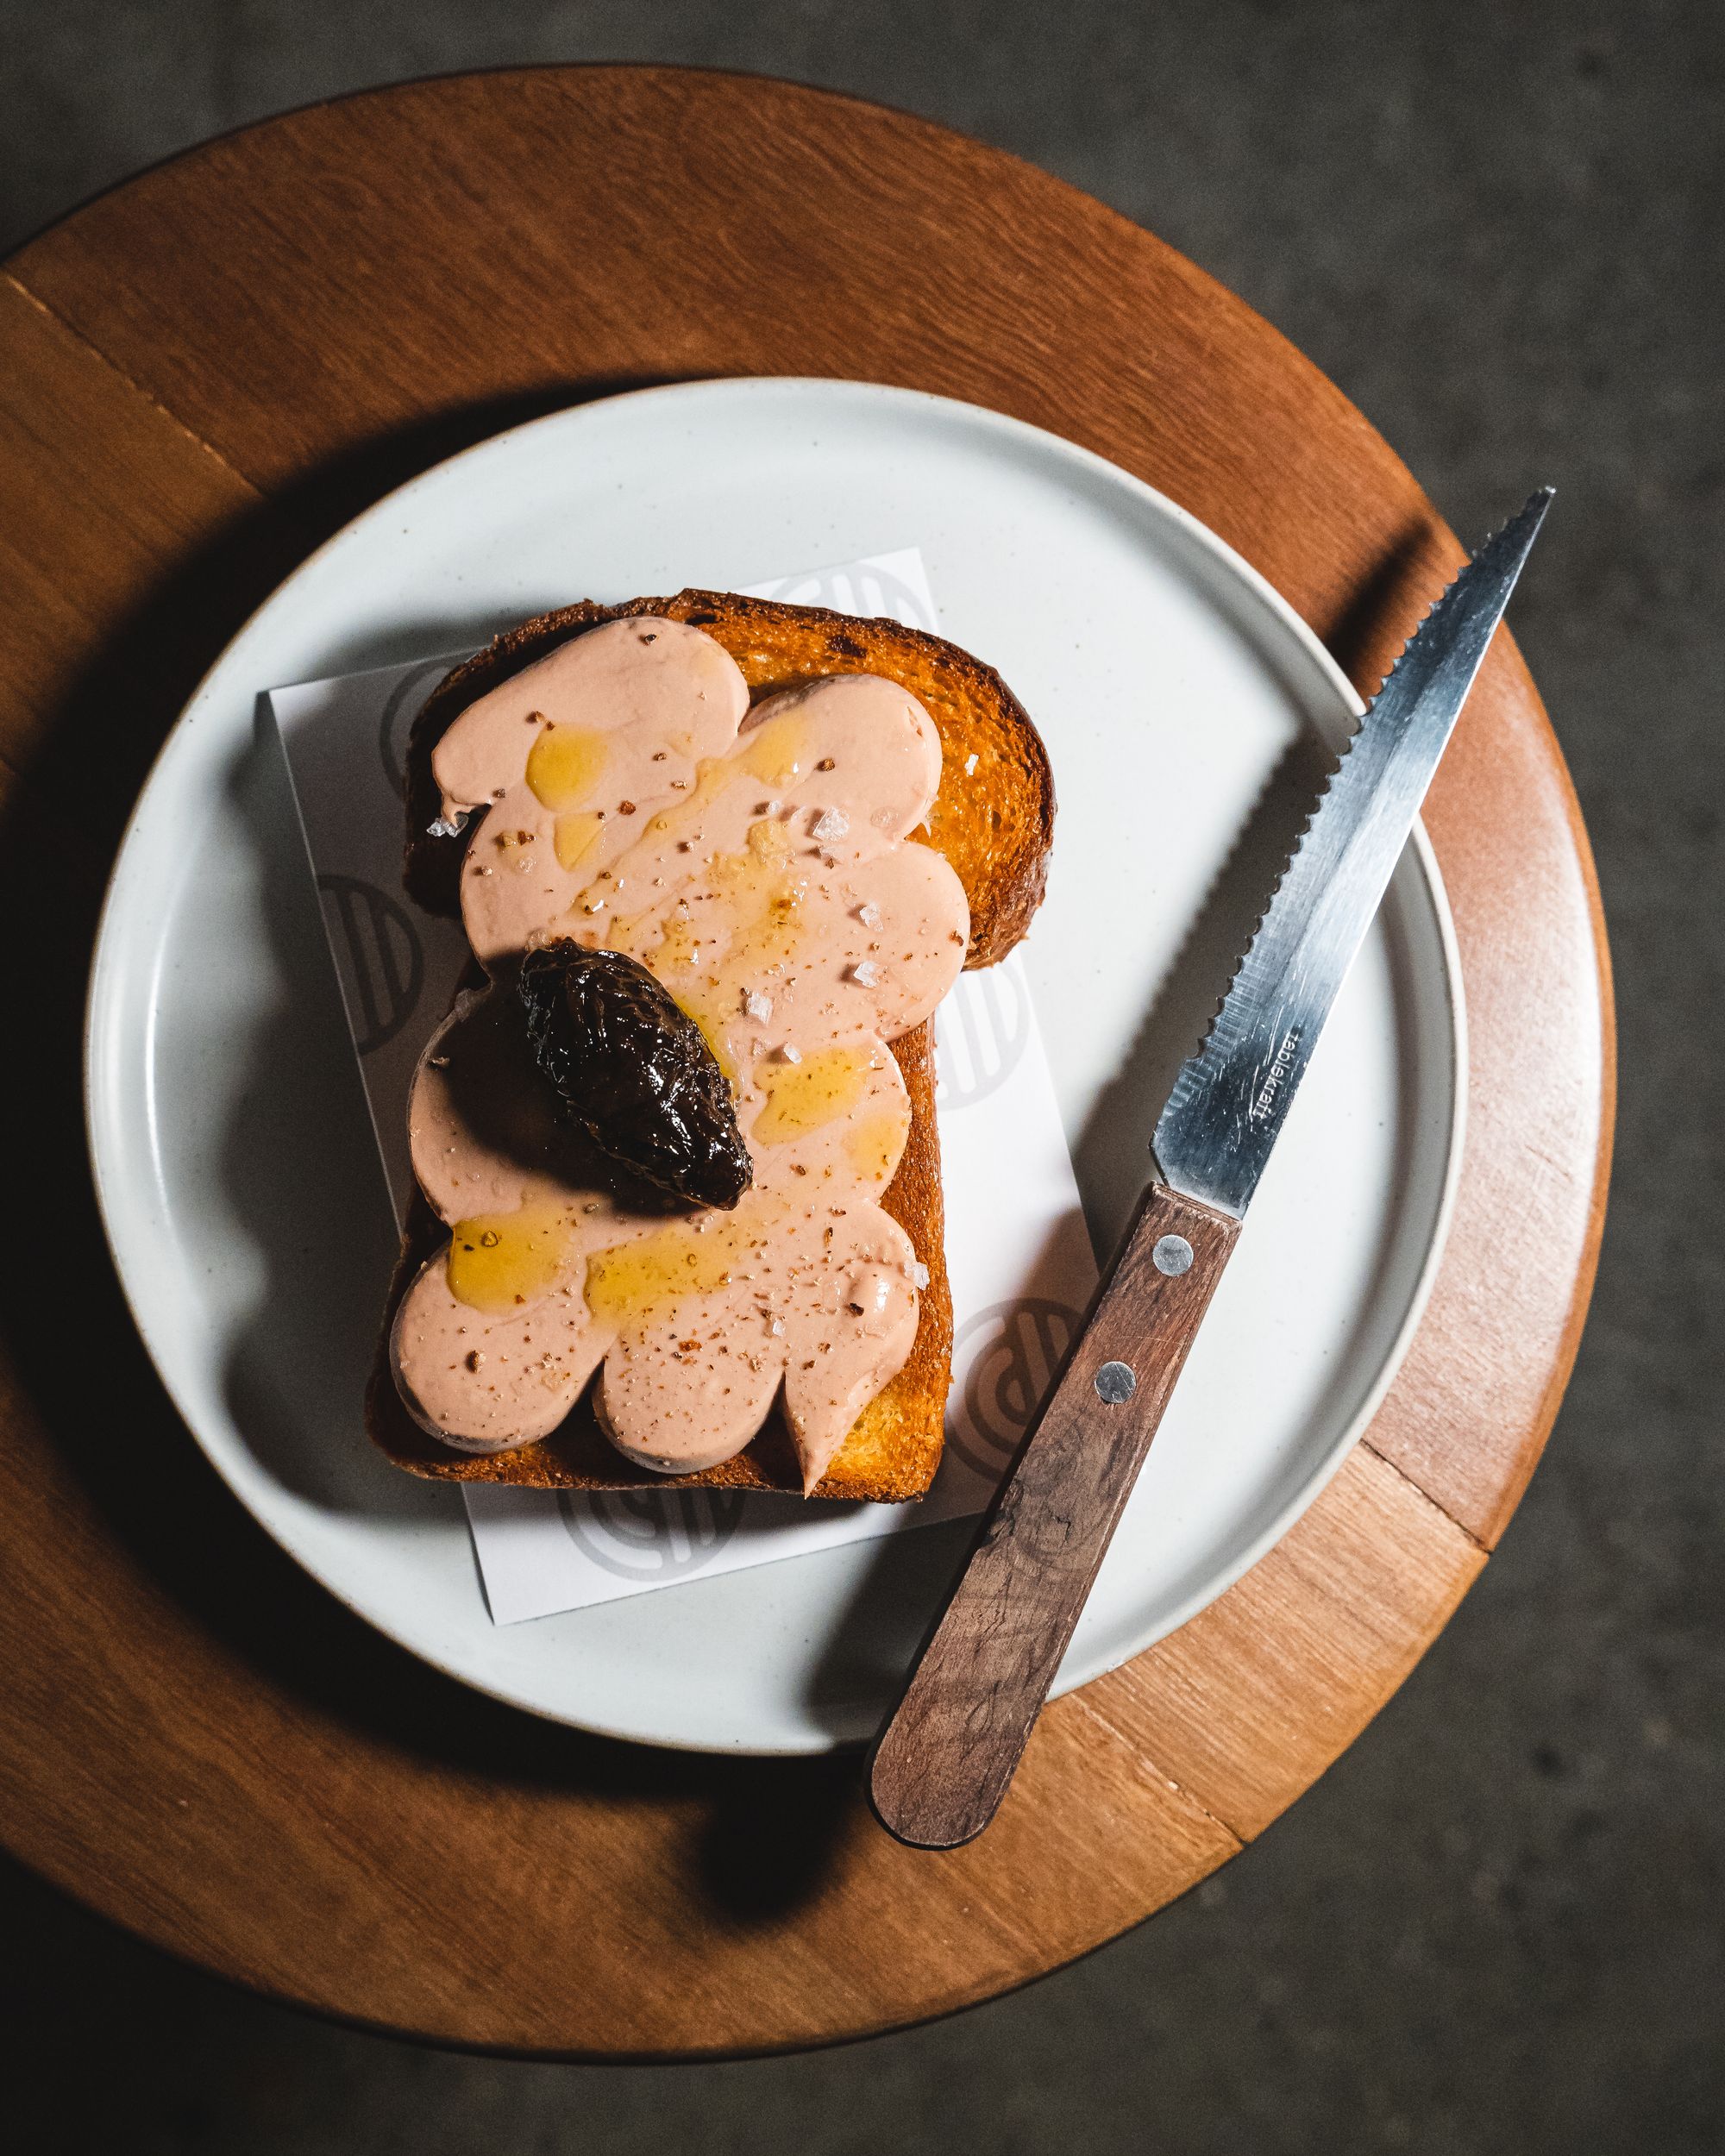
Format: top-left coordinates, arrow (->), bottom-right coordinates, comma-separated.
370,591 -> 1053,1501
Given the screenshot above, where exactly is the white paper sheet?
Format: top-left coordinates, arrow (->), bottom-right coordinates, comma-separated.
269,551 -> 1096,1623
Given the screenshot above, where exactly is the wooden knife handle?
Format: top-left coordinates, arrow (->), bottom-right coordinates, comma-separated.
868,1181 -> 1241,1849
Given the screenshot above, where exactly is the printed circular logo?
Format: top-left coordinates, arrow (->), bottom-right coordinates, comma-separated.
316,874 -> 425,1054
946,1297 -> 1082,1477
557,1486 -> 748,1581
748,561 -> 937,632
377,656 -> 461,794
935,962 -> 1032,1110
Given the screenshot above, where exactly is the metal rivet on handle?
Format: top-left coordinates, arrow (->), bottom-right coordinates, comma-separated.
1153,1234 -> 1194,1276
1095,1361 -> 1137,1405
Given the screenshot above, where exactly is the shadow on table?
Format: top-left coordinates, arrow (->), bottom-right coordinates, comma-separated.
0,373 -> 859,1934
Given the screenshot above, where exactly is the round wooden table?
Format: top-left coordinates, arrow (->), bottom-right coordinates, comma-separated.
0,68 -> 1610,2056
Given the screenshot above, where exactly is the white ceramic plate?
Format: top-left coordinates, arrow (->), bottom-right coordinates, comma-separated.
85,379 -> 1464,1756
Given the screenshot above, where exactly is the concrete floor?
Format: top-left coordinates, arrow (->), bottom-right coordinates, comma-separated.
3,3 -> 1721,2150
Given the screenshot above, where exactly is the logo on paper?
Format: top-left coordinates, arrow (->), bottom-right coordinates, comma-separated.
935,963 -> 1033,1110
316,874 -> 425,1053
377,657 -> 460,793
747,558 -> 938,633
557,1487 -> 748,1581
946,1297 -> 1082,1477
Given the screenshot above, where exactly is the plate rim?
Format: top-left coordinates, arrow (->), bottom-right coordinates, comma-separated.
83,373 -> 1468,1755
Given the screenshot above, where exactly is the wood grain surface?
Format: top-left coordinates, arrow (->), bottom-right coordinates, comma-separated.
0,67 -> 1611,2056
872,1185 -> 1242,1848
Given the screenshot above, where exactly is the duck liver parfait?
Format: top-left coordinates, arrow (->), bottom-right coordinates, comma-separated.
391,618 -> 968,1492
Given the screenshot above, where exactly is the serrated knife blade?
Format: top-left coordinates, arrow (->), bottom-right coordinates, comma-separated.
1155,488 -> 1552,1215
869,492 -> 1552,1850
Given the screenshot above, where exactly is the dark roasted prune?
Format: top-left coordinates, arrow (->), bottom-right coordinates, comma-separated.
517,942 -> 753,1209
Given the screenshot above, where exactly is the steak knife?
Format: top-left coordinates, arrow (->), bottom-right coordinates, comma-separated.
869,492 -> 1553,1849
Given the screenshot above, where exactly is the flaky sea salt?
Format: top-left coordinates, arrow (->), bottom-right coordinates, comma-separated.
779,1043 -> 803,1064
743,989 -> 773,1022
847,959 -> 881,987
426,810 -> 469,837
963,752 -> 979,776
855,900 -> 881,928
912,1262 -> 930,1291
810,806 -> 850,843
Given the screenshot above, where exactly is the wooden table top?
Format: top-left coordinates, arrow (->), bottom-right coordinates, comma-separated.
0,66 -> 1611,2057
